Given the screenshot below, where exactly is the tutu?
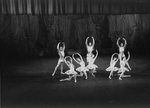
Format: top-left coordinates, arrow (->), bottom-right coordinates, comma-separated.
106,66 -> 118,71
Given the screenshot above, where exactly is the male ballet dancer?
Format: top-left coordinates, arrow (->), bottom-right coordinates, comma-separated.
52,42 -> 65,76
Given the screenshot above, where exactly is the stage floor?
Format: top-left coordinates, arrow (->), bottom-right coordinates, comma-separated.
1,56 -> 150,108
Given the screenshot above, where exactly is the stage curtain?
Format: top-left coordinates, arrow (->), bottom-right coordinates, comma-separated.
0,15 -> 39,57
75,16 -> 96,50
52,15 -> 71,50
108,14 -> 150,53
1,14 -> 150,57
0,0 -> 150,15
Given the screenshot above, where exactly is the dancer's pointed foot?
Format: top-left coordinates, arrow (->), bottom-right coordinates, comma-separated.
61,72 -> 65,74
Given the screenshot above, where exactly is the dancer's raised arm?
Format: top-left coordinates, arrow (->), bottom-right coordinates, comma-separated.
77,53 -> 83,61
85,37 -> 89,46
62,42 -> 65,50
123,38 -> 127,47
117,38 -> 120,47
126,51 -> 130,62
57,42 -> 61,50
72,53 -> 80,64
64,56 -> 71,67
92,37 -> 95,47
93,50 -> 98,61
111,53 -> 117,61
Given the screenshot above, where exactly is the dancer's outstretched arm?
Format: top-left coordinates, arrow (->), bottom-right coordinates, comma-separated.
126,51 -> 131,70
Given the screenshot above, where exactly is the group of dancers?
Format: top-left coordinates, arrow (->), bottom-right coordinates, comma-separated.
52,37 -> 98,82
52,37 -> 131,82
106,38 -> 131,80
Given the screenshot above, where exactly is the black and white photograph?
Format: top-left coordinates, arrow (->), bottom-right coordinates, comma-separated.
1,0 -> 150,108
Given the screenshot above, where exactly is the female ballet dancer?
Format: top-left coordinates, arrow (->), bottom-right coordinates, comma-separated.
85,37 -> 95,64
117,38 -> 127,60
86,49 -> 98,76
60,56 -> 78,83
117,38 -> 131,71
52,42 -> 65,76
72,53 -> 88,79
118,51 -> 131,80
106,53 -> 119,79
85,36 -> 95,53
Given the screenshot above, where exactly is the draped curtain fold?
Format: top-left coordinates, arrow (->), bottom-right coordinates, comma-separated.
74,16 -> 96,49
1,0 -> 150,15
1,14 -> 150,56
53,15 -> 71,49
108,14 -> 150,51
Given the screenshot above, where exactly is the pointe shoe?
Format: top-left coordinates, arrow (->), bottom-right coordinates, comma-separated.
119,77 -> 122,80
61,72 -> 65,74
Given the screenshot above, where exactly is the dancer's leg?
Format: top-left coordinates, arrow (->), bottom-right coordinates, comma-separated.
52,60 -> 61,76
60,76 -> 72,82
109,70 -> 114,79
126,62 -> 131,70
122,75 -> 131,77
119,71 -> 124,80
60,62 -> 64,74
83,71 -> 88,79
74,75 -> 77,83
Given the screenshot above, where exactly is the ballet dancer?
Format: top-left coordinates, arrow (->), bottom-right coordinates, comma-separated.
86,49 -> 98,76
52,42 -> 65,76
106,53 -> 119,79
117,38 -> 127,60
85,37 -> 95,64
85,36 -> 95,53
72,53 -> 88,79
60,56 -> 78,83
118,51 -> 131,80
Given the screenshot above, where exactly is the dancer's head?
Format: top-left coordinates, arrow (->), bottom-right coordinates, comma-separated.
59,46 -> 63,51
88,42 -> 92,46
76,58 -> 81,62
120,43 -> 124,47
113,57 -> 117,61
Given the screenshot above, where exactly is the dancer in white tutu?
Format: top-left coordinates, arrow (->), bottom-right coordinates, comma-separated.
72,53 -> 88,79
106,53 -> 119,79
85,37 -> 95,64
60,56 -> 78,83
117,38 -> 127,60
86,50 -> 98,76
52,42 -> 65,76
118,51 -> 131,80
